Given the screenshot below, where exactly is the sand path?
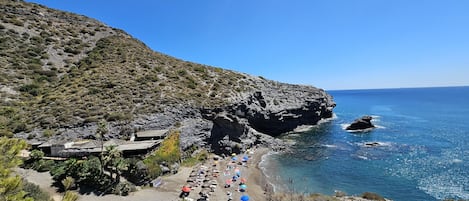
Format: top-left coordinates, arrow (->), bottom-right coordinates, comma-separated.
15,168 -> 63,201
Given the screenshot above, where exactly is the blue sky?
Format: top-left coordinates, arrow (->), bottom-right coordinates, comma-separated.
27,0 -> 469,90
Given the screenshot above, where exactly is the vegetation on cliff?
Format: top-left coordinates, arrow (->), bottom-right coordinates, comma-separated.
0,0 -> 259,135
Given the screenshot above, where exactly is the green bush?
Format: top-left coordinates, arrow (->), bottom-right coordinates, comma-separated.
0,129 -> 14,137
64,47 -> 80,55
32,159 -> 55,172
62,191 -> 78,201
30,149 -> 44,160
112,182 -> 135,196
11,120 -> 27,133
144,160 -> 161,179
42,129 -> 54,137
19,83 -> 41,96
143,130 -> 180,178
23,180 -> 52,201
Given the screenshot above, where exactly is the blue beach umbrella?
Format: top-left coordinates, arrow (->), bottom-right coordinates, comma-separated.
240,194 -> 250,201
240,184 -> 247,189
243,156 -> 249,162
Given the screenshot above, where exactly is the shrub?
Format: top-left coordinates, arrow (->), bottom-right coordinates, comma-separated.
11,120 -> 27,133
143,130 -> 181,178
19,83 -> 41,96
32,159 -> 55,172
177,69 -> 187,76
23,180 -> 52,201
30,149 -> 44,160
43,129 -> 54,137
146,130 -> 180,163
62,191 -> 79,201
64,47 -> 80,55
112,182 -> 135,196
0,128 -> 14,137
144,161 -> 161,179
61,176 -> 75,191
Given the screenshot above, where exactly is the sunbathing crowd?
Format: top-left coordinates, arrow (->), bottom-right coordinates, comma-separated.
180,150 -> 253,201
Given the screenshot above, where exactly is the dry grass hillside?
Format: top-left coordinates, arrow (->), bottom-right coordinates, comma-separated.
0,0 -> 260,136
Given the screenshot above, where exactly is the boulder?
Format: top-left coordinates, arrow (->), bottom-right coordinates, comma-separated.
346,115 -> 375,131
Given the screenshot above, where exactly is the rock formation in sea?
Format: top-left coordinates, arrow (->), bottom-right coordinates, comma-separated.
346,115 -> 375,131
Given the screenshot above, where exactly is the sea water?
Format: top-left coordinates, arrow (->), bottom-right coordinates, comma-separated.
261,86 -> 469,201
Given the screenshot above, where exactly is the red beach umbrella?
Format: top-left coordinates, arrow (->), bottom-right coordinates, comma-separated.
240,178 -> 247,183
225,179 -> 232,185
182,186 -> 191,193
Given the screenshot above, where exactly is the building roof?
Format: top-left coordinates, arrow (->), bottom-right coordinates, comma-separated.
37,138 -> 162,155
135,129 -> 168,138
27,140 -> 45,146
116,140 -> 162,151
37,139 -> 67,148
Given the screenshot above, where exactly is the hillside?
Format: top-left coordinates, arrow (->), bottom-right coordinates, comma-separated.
0,0 -> 335,153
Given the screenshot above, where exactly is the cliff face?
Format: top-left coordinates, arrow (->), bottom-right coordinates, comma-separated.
201,80 -> 335,154
2,0 -> 335,154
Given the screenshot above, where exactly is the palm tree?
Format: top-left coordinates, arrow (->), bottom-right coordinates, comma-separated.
103,145 -> 127,183
96,120 -> 108,173
114,157 -> 128,183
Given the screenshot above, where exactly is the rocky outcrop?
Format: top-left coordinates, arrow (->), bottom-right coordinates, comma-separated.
199,80 -> 336,154
346,116 -> 375,131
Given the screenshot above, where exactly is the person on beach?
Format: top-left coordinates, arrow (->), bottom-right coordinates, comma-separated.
180,185 -> 191,198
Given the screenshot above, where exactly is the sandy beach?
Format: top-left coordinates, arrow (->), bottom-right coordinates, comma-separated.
18,147 -> 271,201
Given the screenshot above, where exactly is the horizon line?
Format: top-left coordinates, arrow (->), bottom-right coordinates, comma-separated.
326,85 -> 469,91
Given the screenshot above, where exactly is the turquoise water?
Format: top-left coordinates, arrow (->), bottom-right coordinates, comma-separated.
261,86 -> 469,201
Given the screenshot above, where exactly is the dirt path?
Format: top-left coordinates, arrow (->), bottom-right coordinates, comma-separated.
15,168 -> 63,201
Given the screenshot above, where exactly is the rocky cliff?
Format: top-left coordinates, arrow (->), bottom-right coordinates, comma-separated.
1,0 -> 335,154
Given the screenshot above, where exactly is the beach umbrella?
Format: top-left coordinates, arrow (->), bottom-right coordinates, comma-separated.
240,178 -> 247,183
240,194 -> 250,201
240,184 -> 247,189
243,156 -> 249,162
225,179 -> 232,185
235,169 -> 241,177
181,186 -> 191,193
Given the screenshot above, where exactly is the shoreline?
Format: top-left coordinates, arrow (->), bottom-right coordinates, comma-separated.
18,146 -> 393,201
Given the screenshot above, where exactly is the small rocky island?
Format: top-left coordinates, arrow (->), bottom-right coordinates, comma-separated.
346,115 -> 375,131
